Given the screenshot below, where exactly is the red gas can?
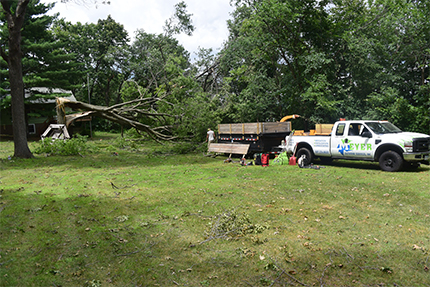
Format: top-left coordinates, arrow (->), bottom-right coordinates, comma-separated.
289,155 -> 297,165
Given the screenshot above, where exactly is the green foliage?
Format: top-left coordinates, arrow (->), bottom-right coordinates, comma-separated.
103,135 -> 143,152
0,0 -> 82,96
3,0 -> 428,156
170,90 -> 222,142
84,279 -> 101,287
92,117 -> 122,133
34,135 -> 94,155
219,0 -> 339,122
168,141 -> 196,154
119,80 -> 147,103
112,136 -> 127,149
272,151 -> 289,165
52,16 -> 130,106
217,0 -> 429,133
205,209 -> 269,240
124,127 -> 144,139
129,30 -> 191,93
4,1 -> 76,86
163,1 -> 195,36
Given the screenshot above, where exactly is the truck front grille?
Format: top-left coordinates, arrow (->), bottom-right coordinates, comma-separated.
413,137 -> 430,152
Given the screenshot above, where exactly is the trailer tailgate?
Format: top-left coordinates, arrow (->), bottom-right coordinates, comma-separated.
208,143 -> 250,155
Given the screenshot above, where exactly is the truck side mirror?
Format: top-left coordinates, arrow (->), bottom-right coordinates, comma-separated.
361,131 -> 372,138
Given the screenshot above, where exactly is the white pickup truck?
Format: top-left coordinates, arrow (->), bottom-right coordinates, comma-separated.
283,120 -> 430,171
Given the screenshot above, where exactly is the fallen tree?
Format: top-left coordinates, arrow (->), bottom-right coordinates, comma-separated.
56,92 -> 180,142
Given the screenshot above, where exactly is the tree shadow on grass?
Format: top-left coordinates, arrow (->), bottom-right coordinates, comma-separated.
318,159 -> 380,171
314,159 -> 430,173
0,147 -> 219,171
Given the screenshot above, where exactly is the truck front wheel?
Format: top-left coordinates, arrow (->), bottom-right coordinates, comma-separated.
296,147 -> 313,166
379,151 -> 403,172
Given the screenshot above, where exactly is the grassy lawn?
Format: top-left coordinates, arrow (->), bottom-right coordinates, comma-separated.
1,133 -> 429,286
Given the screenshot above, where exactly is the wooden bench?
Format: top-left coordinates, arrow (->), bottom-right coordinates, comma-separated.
208,143 -> 250,157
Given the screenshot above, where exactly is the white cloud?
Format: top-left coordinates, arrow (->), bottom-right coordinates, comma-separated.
42,0 -> 233,58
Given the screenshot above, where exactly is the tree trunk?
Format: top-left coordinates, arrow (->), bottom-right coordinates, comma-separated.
1,0 -> 33,158
9,36 -> 33,158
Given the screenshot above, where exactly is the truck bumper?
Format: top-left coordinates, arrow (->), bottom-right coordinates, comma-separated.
403,152 -> 430,164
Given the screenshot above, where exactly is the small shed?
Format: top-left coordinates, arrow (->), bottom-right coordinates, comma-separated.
0,87 -> 76,138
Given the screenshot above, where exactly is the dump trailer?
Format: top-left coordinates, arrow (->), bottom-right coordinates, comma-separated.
216,121 -> 292,155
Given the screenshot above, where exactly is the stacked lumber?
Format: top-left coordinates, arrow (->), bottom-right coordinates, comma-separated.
315,124 -> 333,135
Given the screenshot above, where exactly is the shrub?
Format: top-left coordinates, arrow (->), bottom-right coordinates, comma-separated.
170,142 -> 196,154
34,135 -> 94,156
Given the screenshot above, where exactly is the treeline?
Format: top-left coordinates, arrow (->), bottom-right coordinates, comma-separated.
1,0 -> 429,141
217,0 -> 429,134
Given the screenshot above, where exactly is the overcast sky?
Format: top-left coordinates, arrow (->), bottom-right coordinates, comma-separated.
41,0 -> 234,60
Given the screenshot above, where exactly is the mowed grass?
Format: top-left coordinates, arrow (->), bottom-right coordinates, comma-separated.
0,133 -> 429,287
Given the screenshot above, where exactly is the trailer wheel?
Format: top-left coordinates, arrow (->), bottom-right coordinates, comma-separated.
296,147 -> 313,166
379,150 -> 403,172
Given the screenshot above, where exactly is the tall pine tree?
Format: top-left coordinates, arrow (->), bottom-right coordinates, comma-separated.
1,0 -> 81,158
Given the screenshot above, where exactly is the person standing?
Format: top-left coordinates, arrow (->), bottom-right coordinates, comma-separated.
206,128 -> 215,153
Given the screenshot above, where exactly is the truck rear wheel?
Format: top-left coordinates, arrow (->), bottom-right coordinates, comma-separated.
296,147 -> 313,166
379,151 -> 403,172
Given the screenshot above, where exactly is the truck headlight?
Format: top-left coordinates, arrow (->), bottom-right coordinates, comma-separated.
404,141 -> 413,152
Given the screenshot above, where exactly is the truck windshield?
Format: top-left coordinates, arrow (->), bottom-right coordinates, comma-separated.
365,122 -> 402,134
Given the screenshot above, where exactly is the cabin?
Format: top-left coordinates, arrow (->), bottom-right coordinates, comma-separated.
0,87 -> 77,139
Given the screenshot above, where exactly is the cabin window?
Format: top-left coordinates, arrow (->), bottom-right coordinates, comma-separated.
28,124 -> 36,134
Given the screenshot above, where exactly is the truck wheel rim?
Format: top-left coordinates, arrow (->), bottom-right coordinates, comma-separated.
385,158 -> 394,167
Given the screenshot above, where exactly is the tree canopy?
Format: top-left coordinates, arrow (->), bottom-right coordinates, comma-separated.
218,0 -> 429,133
1,0 -> 429,158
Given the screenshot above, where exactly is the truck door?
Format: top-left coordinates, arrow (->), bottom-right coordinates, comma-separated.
331,123 -> 374,159
345,123 -> 374,159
